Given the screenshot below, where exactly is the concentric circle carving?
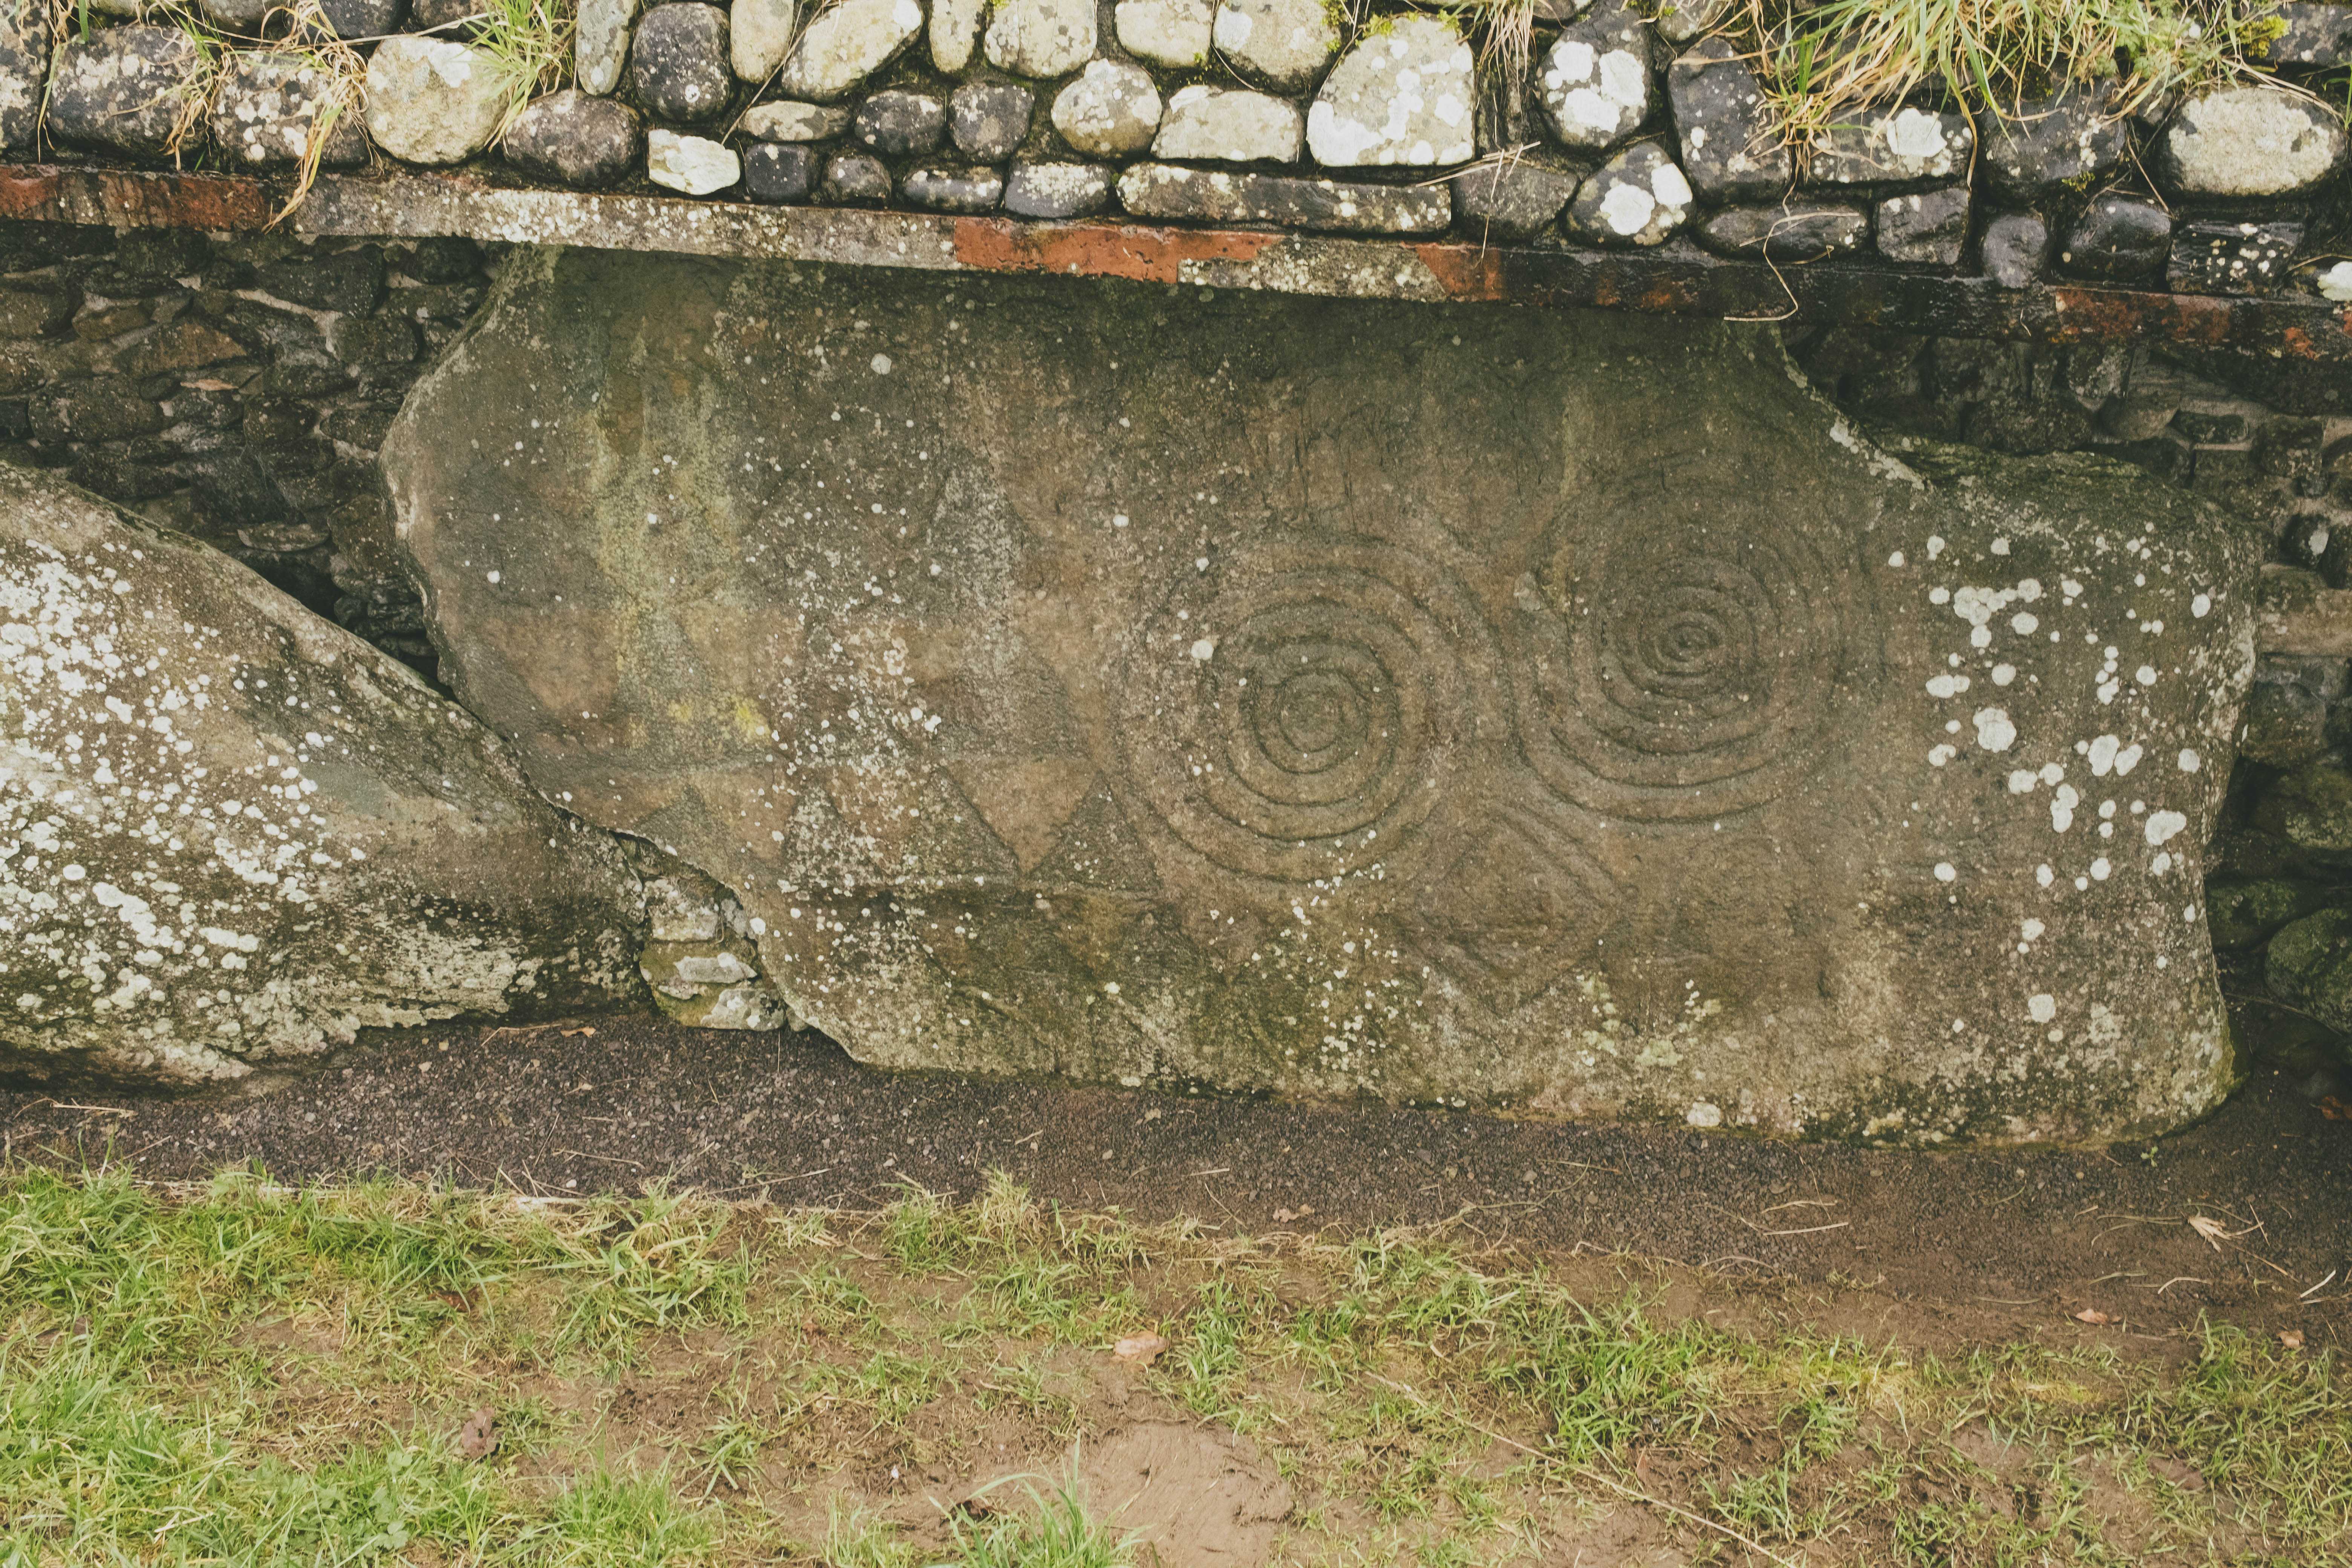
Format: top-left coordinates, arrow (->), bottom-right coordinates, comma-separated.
1120,540 -> 1499,882
1513,499 -> 1874,821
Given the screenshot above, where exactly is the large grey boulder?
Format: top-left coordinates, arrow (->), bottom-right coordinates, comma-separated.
0,464 -> 646,1087
384,250 -> 2265,1144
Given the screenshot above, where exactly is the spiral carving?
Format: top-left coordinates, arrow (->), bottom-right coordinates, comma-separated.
1120,541 -> 1499,882
1513,501 -> 1872,821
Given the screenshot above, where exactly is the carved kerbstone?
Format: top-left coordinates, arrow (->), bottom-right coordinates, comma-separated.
386,250 -> 2262,1142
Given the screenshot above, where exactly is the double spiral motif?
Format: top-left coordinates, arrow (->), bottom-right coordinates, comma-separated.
1119,541 -> 1498,882
1512,499 -> 1872,820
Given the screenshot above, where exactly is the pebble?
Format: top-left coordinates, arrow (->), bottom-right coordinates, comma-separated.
1981,82 -> 2128,198
743,140 -> 820,201
853,88 -> 946,156
779,0 -> 923,101
985,0 -> 1098,78
1213,0 -> 1340,93
902,165 -> 1007,211
502,89 -> 642,187
50,26 -> 205,156
951,82 -> 1035,162
1695,201 -> 1867,260
1155,85 -> 1302,164
1808,105 -> 1973,185
2159,85 -> 2350,198
209,52 -> 368,170
2166,220 -> 2305,295
2058,195 -> 2173,284
741,99 -> 852,140
1876,186 -> 1969,267
632,4 -> 734,124
574,0 -> 640,95
1005,159 -> 1113,217
1451,155 -> 1582,240
361,36 -> 507,166
824,151 -> 894,202
646,127 -> 741,194
1667,37 -> 1787,202
1539,0 -> 1654,153
1118,0 -> 1214,67
732,0 -> 799,82
1052,60 -> 1162,158
1308,14 -> 1475,168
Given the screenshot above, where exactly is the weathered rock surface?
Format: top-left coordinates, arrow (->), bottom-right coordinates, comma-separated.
1006,159 -> 1112,216
0,2 -> 45,153
0,462 -> 646,1086
742,99 -> 852,141
647,128 -> 741,193
779,0 -> 922,101
1808,105 -> 1973,186
320,0 -> 409,38
632,3 -> 734,124
383,249 -> 2265,1142
364,37 -> 507,166
1876,186 -> 1968,267
50,27 -> 205,157
903,165 -> 1007,211
2268,908 -> 2352,1031
209,53 -> 368,171
2159,86 -> 2350,198
2060,195 -> 2171,283
503,89 -> 641,187
1981,211 -> 2050,288
952,83 -> 1035,161
1118,162 -> 1450,231
1982,83 -> 2128,198
732,0 -> 798,81
1052,61 -> 1162,158
1451,155 -> 1581,239
853,88 -> 947,156
1308,14 -> 1475,168
1539,0 -> 1654,153
1667,37 -> 1787,202
1214,0 -> 1339,92
1696,199 -> 1866,260
743,140 -> 820,200
1118,0 -> 1214,67
931,0 -> 986,72
1566,141 -> 1691,246
823,150 -> 893,201
637,859 -> 790,1028
576,0 -> 641,95
2167,220 -> 2302,295
1155,85 -> 1302,164
986,0 -> 1098,78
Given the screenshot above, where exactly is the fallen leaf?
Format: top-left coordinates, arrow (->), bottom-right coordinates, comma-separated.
1113,1332 -> 1169,1365
2188,1215 -> 2229,1250
457,1407 -> 499,1462
2279,1329 -> 2306,1350
184,378 -> 235,391
2073,1308 -> 2112,1325
560,1027 -> 596,1038
2321,1097 -> 2350,1122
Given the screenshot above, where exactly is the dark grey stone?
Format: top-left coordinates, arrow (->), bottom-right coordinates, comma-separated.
1538,0 -> 1657,153
1451,157 -> 1582,241
631,3 -> 733,125
2239,678 -> 2332,765
2165,221 -> 2303,296
1981,83 -> 2130,198
1807,105 -> 1972,186
1980,212 -> 2050,287
743,141 -> 820,202
49,27 -> 205,156
318,0 -> 407,35
407,0 -> 487,27
2268,908 -> 2352,1031
1695,202 -> 1866,261
2058,196 -> 2171,283
503,90 -> 642,188
1003,160 -> 1111,218
1667,36 -> 1788,203
1563,141 -> 1693,247
2263,1 -> 2352,66
1116,163 -> 1452,234
951,81 -> 1034,162
901,165 -> 1006,213
0,2 -> 45,152
852,89 -> 947,156
258,249 -> 386,314
1875,186 -> 1968,267
824,152 -> 894,204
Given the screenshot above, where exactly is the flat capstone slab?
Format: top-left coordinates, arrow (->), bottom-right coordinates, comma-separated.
383,249 -> 2264,1142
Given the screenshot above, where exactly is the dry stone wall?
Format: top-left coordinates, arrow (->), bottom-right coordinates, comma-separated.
0,0 -> 2347,303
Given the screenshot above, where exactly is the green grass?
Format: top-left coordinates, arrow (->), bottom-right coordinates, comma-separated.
0,1163 -> 2346,1565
